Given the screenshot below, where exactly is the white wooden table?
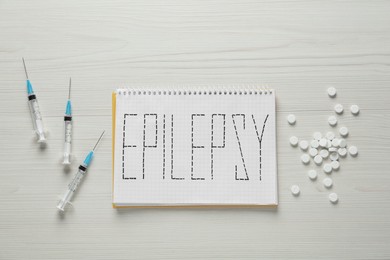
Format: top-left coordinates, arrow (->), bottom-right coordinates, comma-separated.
1,1 -> 390,259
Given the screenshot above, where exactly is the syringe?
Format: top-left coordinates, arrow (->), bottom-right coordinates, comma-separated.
63,78 -> 72,164
57,131 -> 105,211
22,58 -> 46,143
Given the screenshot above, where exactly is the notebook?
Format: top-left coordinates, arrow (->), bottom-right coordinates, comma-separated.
112,87 -> 277,207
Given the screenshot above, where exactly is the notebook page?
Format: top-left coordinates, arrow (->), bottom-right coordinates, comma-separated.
113,89 -> 277,206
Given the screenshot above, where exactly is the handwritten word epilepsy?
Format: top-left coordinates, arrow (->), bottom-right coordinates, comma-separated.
122,113 -> 269,181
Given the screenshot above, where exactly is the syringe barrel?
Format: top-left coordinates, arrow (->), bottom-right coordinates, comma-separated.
68,166 -> 86,192
28,95 -> 46,142
57,166 -> 87,211
63,118 -> 72,164
57,189 -> 73,211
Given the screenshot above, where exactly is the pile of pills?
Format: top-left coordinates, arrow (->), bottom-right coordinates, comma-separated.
289,87 -> 360,204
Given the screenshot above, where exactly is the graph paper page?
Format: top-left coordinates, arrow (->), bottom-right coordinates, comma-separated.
113,89 -> 277,206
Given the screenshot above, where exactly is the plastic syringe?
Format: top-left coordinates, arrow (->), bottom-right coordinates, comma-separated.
63,78 -> 72,164
22,58 -> 46,143
57,131 -> 105,211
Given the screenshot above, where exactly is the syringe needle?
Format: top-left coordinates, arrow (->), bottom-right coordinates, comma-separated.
23,58 -> 46,143
68,77 -> 71,99
22,57 -> 29,80
63,77 -> 73,165
93,130 -> 105,151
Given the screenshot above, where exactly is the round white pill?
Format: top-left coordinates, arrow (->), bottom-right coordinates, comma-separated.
290,136 -> 299,146
328,116 -> 338,126
308,170 -> 318,180
310,140 -> 319,148
330,152 -> 339,161
339,127 -> 349,137
331,160 -> 340,170
329,147 -> 338,152
309,148 -> 318,157
301,154 -> 310,164
331,138 -> 340,147
329,193 -> 338,203
339,139 -> 347,148
326,131 -> 335,140
323,177 -> 333,188
334,104 -> 344,114
323,164 -> 332,174
291,185 -> 300,196
349,146 -> 358,157
287,114 -> 296,125
319,138 -> 327,147
299,140 -> 309,151
327,87 -> 337,98
320,149 -> 329,159
314,155 -> 323,165
338,148 -> 348,157
313,132 -> 322,140
350,105 -> 360,115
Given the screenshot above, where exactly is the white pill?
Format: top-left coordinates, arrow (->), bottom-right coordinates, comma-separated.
326,131 -> 335,140
320,149 -> 329,159
301,154 -> 310,164
331,138 -> 340,147
329,193 -> 338,203
339,139 -> 347,148
299,140 -> 309,151
348,146 -> 358,157
339,127 -> 349,137
350,105 -> 360,115
290,136 -> 299,146
323,177 -> 333,188
291,185 -> 300,196
327,87 -> 337,98
329,147 -> 338,152
328,116 -> 338,126
319,138 -> 327,147
310,140 -> 319,148
331,160 -> 340,170
323,164 -> 332,174
338,148 -> 348,157
334,104 -> 344,114
314,155 -> 323,165
308,170 -> 318,180
330,152 -> 339,161
313,132 -> 322,140
287,114 -> 296,125
309,148 -> 318,157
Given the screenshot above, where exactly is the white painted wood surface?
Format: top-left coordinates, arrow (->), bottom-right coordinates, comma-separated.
1,0 -> 390,259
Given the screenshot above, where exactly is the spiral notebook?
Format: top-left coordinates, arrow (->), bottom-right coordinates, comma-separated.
112,88 -> 277,207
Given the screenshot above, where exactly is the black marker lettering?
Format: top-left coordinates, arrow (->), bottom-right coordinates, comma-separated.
142,114 -> 158,179
171,114 -> 184,180
122,114 -> 137,180
252,114 -> 269,181
211,114 -> 225,180
191,114 -> 205,180
162,114 -> 166,179
232,114 -> 249,181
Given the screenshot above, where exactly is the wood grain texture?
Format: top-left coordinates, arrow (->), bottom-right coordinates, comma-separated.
1,0 -> 390,259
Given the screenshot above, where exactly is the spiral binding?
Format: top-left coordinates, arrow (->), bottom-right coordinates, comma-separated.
116,85 -> 273,96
